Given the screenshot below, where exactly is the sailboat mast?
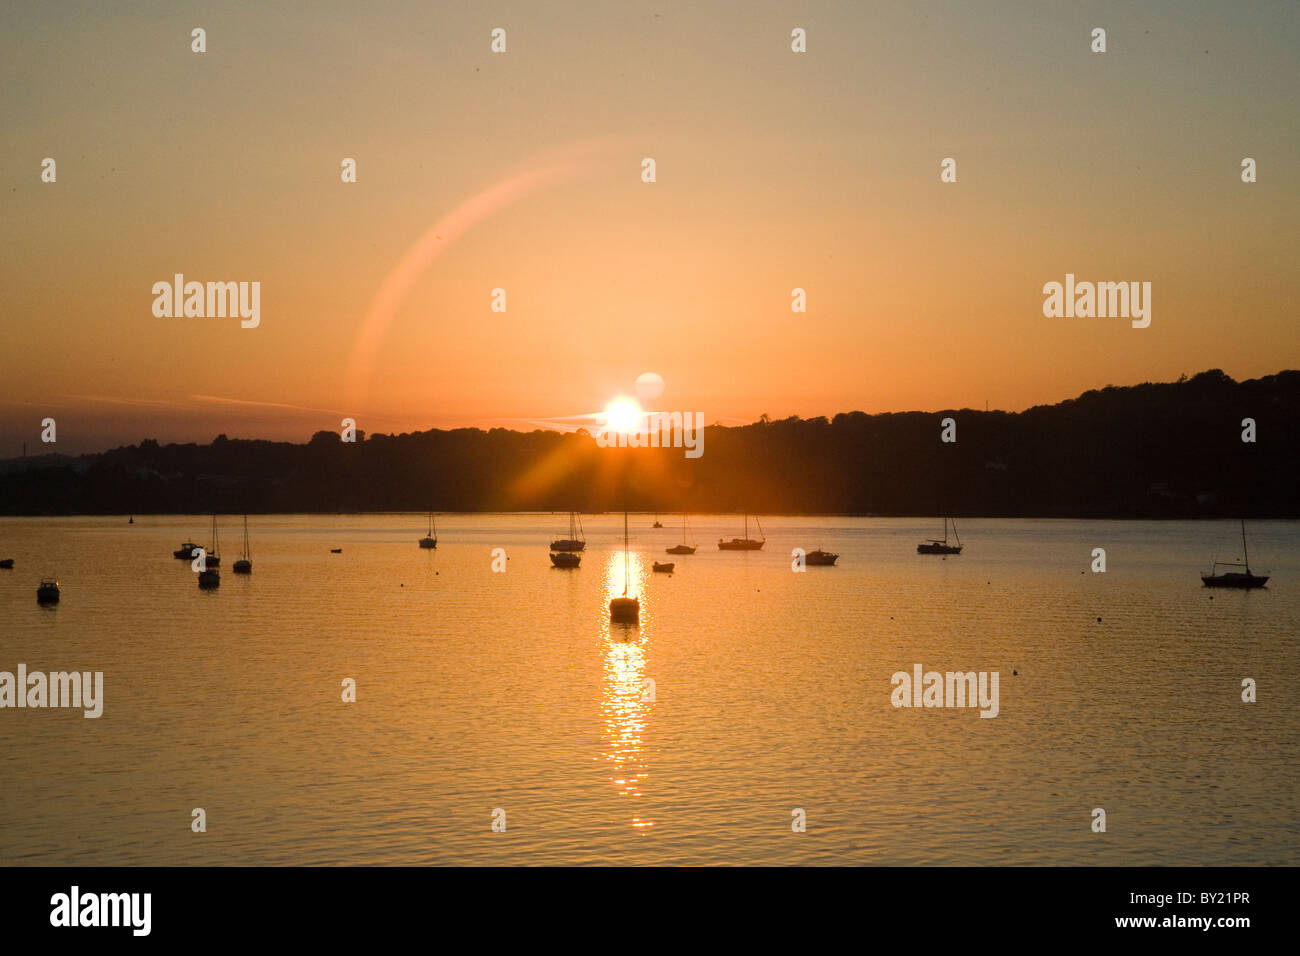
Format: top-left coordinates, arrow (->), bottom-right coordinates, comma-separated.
623,510 -> 630,596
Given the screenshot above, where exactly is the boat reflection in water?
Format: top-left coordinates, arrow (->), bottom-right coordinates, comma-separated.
600,548 -> 654,830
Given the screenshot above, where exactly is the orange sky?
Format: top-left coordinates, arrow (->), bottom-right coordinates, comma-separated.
2,1 -> 1297,454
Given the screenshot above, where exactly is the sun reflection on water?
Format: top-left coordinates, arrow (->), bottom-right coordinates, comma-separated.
599,548 -> 654,829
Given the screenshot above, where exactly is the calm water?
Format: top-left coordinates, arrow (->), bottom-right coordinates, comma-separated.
0,515 -> 1296,866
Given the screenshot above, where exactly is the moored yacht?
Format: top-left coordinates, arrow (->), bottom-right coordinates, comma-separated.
551,512 -> 586,552
610,511 -> 640,623
917,518 -> 962,555
418,512 -> 437,549
718,514 -> 765,551
1202,520 -> 1269,589
232,515 -> 252,574
666,513 -> 697,555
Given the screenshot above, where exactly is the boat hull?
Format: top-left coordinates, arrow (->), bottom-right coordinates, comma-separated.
418,537 -> 437,549
550,540 -> 585,552
917,543 -> 961,555
806,552 -> 838,566
37,586 -> 59,604
1202,573 -> 1268,589
666,545 -> 696,555
0,559 -> 13,569
232,560 -> 252,574
652,562 -> 674,573
609,597 -> 640,622
718,539 -> 764,551
198,570 -> 220,588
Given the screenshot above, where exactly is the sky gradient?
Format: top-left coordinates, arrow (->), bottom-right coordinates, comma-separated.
2,0 -> 1298,454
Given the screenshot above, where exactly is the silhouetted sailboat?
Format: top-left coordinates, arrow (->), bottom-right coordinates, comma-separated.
1202,520 -> 1269,589
718,514 -> 765,550
917,518 -> 962,555
204,515 -> 221,567
37,578 -> 59,603
666,513 -> 697,555
551,512 -> 586,552
610,511 -> 640,623
232,515 -> 252,574
419,512 -> 437,549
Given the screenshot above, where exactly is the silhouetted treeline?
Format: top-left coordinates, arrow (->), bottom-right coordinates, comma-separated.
1,370 -> 1296,518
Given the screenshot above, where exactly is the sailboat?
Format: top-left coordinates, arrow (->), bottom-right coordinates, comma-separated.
718,514 -> 765,550
550,512 -> 586,552
1202,520 -> 1269,589
198,515 -> 221,587
419,512 -> 437,549
232,515 -> 252,574
917,517 -> 962,555
666,513 -> 697,555
610,511 -> 640,623
204,514 -> 222,567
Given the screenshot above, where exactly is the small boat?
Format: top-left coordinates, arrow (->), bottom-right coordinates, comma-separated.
805,549 -> 839,566
232,515 -> 252,574
198,568 -> 220,589
330,548 -> 343,554
652,515 -> 663,528
1202,520 -> 1269,589
128,515 -> 134,524
652,561 -> 674,573
718,514 -> 765,550
666,513 -> 697,555
609,511 -> 640,623
174,541 -> 201,559
0,559 -> 13,569
418,512 -> 437,549
917,518 -> 962,555
550,512 -> 586,552
550,551 -> 581,569
37,578 -> 60,604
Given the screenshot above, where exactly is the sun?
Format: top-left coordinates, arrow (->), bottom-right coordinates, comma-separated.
604,398 -> 643,435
